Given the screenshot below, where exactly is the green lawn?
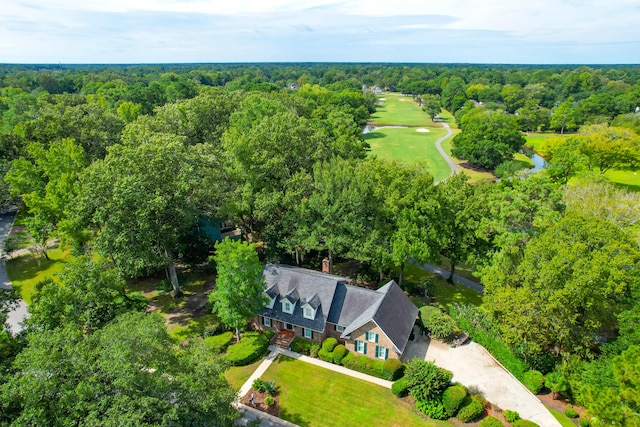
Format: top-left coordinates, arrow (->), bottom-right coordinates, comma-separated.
225,357 -> 265,391
524,132 -> 569,154
5,247 -> 73,304
262,355 -> 446,427
402,264 -> 483,311
605,169 -> 640,192
548,407 -> 579,427
366,127 -> 451,182
370,94 -> 440,127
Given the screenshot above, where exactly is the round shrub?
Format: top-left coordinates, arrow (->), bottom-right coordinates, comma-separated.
322,337 -> 338,352
504,409 -> 520,423
456,398 -> 484,423
341,352 -> 355,365
204,331 -> 233,352
512,420 -> 540,427
442,385 -> 467,416
565,407 -> 579,418
416,399 -> 449,420
392,377 -> 410,397
317,348 -> 333,363
382,358 -> 405,381
419,305 -> 457,340
523,370 -> 545,394
333,344 -> 349,365
264,396 -> 275,407
226,332 -> 269,366
479,416 -> 504,427
579,418 -> 590,427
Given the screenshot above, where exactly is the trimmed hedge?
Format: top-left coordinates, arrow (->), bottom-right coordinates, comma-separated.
226,332 -> 269,366
318,348 -> 333,363
204,331 -> 233,352
512,420 -> 540,427
456,397 -> 484,423
333,344 -> 349,365
564,408 -> 579,418
579,418 -> 590,427
392,377 -> 411,397
416,399 -> 449,420
523,370 -> 545,394
504,410 -> 520,423
382,358 -> 405,381
442,385 -> 467,416
342,353 -> 385,378
479,416 -> 504,427
290,337 -> 315,355
322,337 -> 338,352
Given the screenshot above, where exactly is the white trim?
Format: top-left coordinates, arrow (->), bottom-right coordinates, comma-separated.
344,319 -> 398,354
302,304 -> 316,320
265,296 -> 275,309
263,317 -> 272,327
355,340 -> 366,354
281,298 -> 295,314
304,328 -> 312,339
336,325 -> 345,332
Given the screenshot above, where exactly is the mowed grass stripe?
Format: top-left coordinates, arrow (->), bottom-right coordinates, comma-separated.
262,355 -> 444,427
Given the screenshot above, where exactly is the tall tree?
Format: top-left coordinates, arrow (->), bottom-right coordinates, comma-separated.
0,312 -> 240,426
422,94 -> 442,121
210,239 -> 266,341
577,124 -> 640,173
549,98 -> 578,135
76,136 -> 220,297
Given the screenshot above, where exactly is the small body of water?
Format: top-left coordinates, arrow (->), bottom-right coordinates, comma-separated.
529,153 -> 547,173
362,124 -> 408,134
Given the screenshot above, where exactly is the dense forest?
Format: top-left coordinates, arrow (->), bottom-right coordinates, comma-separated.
0,63 -> 639,426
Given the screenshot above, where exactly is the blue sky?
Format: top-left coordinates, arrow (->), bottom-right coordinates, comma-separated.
1,0 -> 639,64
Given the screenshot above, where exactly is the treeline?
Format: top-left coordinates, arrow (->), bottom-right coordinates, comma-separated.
0,64 -> 639,425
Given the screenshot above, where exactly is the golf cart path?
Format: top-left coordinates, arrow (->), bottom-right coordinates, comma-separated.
434,117 -> 458,181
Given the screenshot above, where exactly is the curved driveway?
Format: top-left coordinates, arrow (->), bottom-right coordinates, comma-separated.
403,330 -> 561,427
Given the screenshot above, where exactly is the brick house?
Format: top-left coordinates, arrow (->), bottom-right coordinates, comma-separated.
253,264 -> 418,360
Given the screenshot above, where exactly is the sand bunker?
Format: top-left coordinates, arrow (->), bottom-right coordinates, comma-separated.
399,98 -> 406,101
379,98 -> 386,101
416,128 -> 430,132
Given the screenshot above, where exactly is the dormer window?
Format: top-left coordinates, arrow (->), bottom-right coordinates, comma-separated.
303,305 -> 315,320
264,294 -> 275,309
282,298 -> 295,314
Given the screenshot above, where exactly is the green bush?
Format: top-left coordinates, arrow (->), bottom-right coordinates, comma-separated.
322,337 -> 338,352
342,353 -> 385,378
579,418 -> 590,427
264,330 -> 274,340
290,337 -> 315,355
420,305 -> 457,340
333,344 -> 349,365
442,385 -> 467,416
202,323 -> 224,338
392,377 -> 410,397
264,396 -> 275,407
382,358 -> 405,381
504,409 -> 520,423
523,370 -> 545,394
309,343 -> 320,358
451,304 -> 529,382
416,398 -> 449,420
317,348 -> 333,363
226,332 -> 269,366
252,378 -> 264,391
512,420 -> 539,427
456,398 -> 484,423
564,407 -> 579,418
479,416 -> 504,427
405,359 -> 453,402
204,331 -> 234,352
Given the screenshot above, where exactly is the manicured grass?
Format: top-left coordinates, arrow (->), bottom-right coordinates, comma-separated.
605,169 -> 640,192
365,127 -> 451,182
402,264 -> 483,311
514,152 -> 535,167
524,132 -> 570,155
224,357 -> 265,391
262,355 -> 445,427
5,247 -> 73,304
548,407 -> 579,427
370,94 -> 441,127
437,109 -> 458,130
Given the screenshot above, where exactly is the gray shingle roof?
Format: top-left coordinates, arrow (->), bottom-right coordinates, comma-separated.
259,265 -> 417,354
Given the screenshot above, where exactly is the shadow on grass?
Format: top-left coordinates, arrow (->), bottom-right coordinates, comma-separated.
277,408 -> 310,427
613,181 -> 640,192
362,132 -> 387,140
7,252 -> 68,283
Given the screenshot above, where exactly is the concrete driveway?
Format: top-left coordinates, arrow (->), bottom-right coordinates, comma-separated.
403,327 -> 560,427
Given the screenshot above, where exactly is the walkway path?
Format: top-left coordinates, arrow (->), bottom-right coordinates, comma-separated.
403,328 -> 560,427
0,212 -> 28,334
412,260 -> 484,294
433,117 -> 458,181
